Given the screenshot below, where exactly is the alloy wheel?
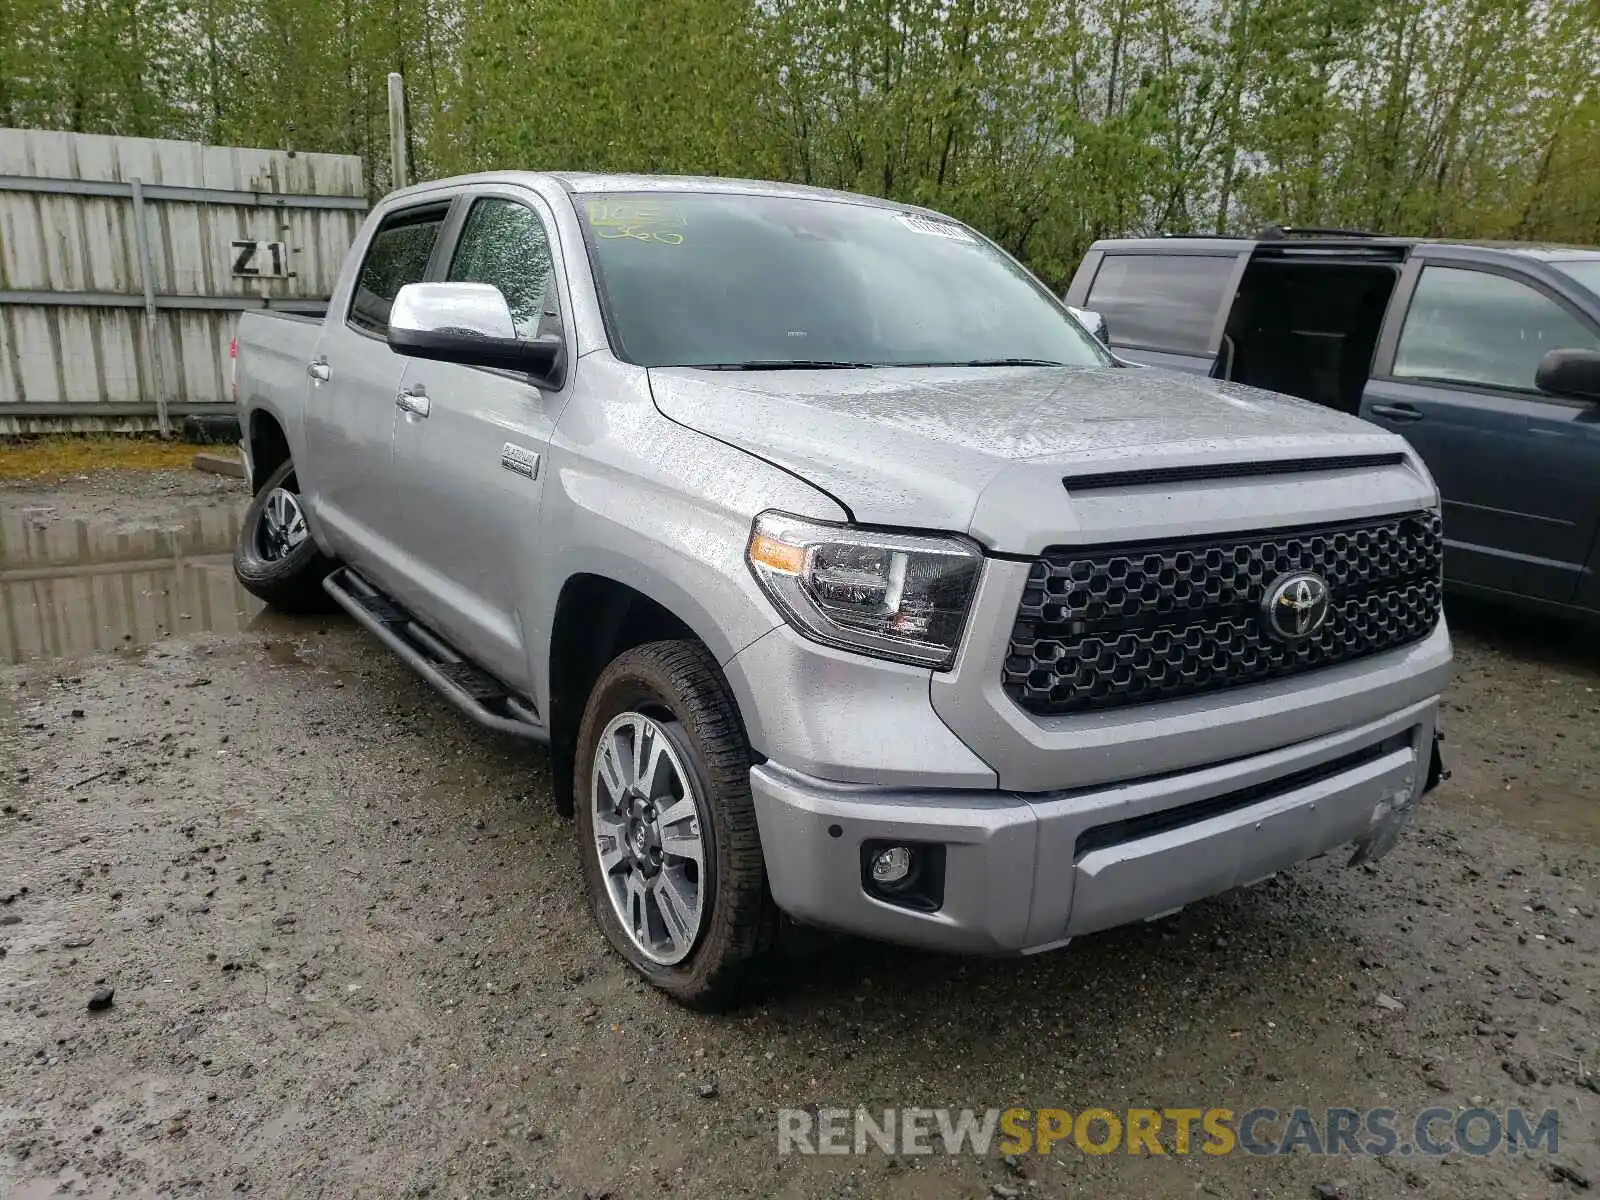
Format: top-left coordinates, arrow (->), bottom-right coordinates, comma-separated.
257,486 -> 309,562
590,711 -> 707,965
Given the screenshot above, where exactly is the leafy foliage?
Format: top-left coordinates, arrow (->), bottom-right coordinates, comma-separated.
3,0 -> 1596,281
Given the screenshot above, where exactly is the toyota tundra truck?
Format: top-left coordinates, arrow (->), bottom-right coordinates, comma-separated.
231,172 -> 1452,1008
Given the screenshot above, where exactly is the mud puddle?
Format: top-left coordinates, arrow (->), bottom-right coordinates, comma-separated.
0,502 -> 279,664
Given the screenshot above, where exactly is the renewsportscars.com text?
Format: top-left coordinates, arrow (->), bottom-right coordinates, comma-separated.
778,1106 -> 1560,1158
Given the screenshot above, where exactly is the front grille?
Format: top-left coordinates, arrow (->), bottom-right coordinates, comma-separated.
1003,511 -> 1442,715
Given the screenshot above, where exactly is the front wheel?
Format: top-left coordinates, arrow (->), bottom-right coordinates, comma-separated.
574,640 -> 776,1009
233,458 -> 336,612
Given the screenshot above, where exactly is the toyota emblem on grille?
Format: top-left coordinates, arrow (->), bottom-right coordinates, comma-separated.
1262,571 -> 1331,643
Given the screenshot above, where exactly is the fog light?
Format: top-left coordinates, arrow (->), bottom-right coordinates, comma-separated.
870,845 -> 917,888
861,841 -> 946,912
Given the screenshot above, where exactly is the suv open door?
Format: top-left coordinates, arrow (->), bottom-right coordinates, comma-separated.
1064,241 -> 1247,374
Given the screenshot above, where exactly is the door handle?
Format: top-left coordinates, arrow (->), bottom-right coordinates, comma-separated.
395,385 -> 430,418
307,359 -> 331,384
1369,402 -> 1423,423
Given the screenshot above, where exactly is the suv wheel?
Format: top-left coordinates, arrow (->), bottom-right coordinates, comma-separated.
575,640 -> 776,1009
233,458 -> 337,612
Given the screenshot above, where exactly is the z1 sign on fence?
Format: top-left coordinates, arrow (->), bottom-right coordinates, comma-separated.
0,128 -> 365,435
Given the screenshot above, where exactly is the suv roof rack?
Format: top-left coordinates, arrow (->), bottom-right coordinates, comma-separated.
1257,223 -> 1383,240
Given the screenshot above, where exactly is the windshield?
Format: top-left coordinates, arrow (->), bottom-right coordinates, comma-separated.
575,191 -> 1110,369
1554,259 -> 1600,297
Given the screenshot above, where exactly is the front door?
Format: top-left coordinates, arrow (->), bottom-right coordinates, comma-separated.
1073,249 -> 1245,375
301,202 -> 450,578
1361,262 -> 1600,603
388,192 -> 572,690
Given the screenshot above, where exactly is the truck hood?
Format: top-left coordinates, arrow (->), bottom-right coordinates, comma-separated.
646,364 -> 1433,553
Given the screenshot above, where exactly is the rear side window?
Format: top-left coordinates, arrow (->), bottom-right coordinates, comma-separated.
1393,265 -> 1600,392
348,207 -> 447,335
1086,254 -> 1235,353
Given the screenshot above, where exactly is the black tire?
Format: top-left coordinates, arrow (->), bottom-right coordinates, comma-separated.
575,640 -> 777,1010
233,458 -> 337,613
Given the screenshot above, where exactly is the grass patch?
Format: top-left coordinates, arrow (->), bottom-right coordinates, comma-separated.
0,436 -> 214,481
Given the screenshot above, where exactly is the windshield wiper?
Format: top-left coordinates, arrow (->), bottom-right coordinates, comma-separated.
687,359 -> 881,370
910,357 -> 1070,367
686,357 -> 1072,370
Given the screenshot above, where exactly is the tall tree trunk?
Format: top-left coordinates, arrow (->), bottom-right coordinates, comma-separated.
1105,0 -> 1124,121
1213,0 -> 1249,233
205,0 -> 222,142
936,0 -> 976,189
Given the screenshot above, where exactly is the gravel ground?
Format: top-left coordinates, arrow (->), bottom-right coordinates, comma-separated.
1,471 -> 1596,1200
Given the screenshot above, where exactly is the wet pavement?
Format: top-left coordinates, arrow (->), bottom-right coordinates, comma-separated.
0,471 -> 1596,1200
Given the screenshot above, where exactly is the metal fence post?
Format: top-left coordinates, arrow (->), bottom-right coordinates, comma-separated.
128,177 -> 171,437
388,73 -> 409,192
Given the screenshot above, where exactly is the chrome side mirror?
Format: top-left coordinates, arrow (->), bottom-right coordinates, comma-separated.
388,282 -> 563,383
1067,305 -> 1110,345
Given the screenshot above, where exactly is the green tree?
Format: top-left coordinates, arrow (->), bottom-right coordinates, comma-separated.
2,0 -> 1596,260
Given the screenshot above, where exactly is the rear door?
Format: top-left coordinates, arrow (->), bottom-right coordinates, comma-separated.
387,188 -> 573,689
1070,246 -> 1245,374
302,201 -> 450,573
1361,257 -> 1600,603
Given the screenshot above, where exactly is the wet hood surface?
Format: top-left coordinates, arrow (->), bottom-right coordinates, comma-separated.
646,364 -> 1406,535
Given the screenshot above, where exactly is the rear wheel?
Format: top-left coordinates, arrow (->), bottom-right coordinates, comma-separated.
575,640 -> 776,1009
233,458 -> 336,612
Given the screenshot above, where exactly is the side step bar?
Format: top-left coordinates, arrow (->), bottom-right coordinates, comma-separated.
323,566 -> 546,743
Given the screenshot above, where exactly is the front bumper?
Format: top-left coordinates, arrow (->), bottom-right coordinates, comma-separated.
751,698 -> 1438,954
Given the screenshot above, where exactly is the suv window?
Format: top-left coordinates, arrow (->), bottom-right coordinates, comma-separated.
348,207 -> 447,335
1393,265 -> 1600,392
1554,259 -> 1600,296
447,198 -> 557,339
1086,254 -> 1235,354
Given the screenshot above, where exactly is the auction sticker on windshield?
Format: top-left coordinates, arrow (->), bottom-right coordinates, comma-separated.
898,212 -> 976,241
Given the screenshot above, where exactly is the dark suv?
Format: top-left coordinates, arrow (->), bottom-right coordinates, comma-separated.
1065,232 -> 1600,617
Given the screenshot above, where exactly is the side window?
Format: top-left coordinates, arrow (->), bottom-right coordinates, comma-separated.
1086,253 -> 1235,354
447,198 -> 557,339
348,207 -> 447,335
1393,265 -> 1600,392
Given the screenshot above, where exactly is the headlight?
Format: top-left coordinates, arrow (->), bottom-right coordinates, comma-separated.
745,512 -> 983,669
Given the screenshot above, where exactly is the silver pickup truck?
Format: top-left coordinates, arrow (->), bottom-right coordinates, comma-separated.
232,172 -> 1452,1008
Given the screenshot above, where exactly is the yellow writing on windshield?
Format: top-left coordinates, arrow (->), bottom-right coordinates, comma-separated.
586,199 -> 686,245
